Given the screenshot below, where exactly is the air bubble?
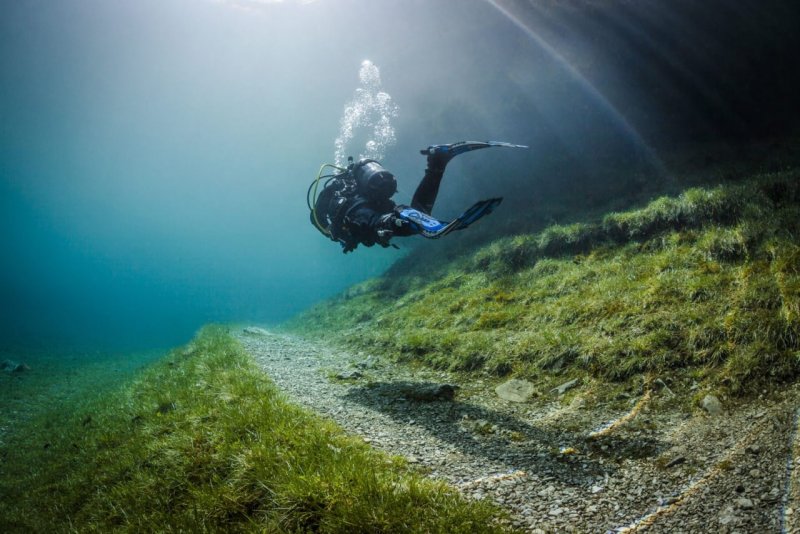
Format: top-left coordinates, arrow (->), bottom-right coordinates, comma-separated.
334,60 -> 399,166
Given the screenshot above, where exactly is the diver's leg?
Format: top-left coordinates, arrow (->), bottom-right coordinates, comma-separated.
410,153 -> 451,214
410,167 -> 444,214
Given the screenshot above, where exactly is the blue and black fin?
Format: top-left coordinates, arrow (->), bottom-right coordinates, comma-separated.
397,197 -> 503,239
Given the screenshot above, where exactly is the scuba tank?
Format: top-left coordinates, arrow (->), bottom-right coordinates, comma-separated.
350,159 -> 397,201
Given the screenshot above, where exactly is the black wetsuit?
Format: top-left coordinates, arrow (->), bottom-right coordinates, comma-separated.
321,159 -> 448,252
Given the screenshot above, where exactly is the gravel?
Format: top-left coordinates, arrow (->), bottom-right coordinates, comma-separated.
237,328 -> 800,533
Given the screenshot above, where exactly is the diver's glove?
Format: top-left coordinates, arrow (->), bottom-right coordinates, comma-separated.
340,240 -> 358,254
375,212 -> 410,246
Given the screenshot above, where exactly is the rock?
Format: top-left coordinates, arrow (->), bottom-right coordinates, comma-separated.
569,396 -> 586,409
745,444 -> 761,455
701,394 -> 723,415
653,378 -> 675,396
665,456 -> 686,468
355,356 -> 379,370
404,384 -> 458,402
718,505 -> 738,526
335,370 -> 363,380
550,378 -> 579,396
735,497 -> 754,510
243,326 -> 270,336
1,359 -> 29,373
496,379 -> 536,402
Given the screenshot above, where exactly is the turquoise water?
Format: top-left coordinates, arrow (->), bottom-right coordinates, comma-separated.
1,0 -> 798,351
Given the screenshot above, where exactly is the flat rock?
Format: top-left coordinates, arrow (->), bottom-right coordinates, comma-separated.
243,326 -> 270,336
335,370 -> 364,380
550,378 -> 579,396
702,394 -> 723,415
665,456 -> 686,468
496,379 -> 536,403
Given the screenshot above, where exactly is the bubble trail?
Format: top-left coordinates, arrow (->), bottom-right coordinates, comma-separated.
334,60 -> 399,167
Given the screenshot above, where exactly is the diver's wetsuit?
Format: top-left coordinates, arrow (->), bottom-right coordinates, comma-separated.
313,141 -> 521,252
324,156 -> 449,252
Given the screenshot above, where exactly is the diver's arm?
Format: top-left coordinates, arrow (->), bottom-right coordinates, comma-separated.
346,204 -> 414,247
345,205 -> 384,247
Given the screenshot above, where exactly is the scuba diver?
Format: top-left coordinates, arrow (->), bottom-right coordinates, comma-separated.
308,141 -> 526,253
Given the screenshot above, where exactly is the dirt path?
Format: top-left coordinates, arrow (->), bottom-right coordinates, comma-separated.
237,327 -> 800,533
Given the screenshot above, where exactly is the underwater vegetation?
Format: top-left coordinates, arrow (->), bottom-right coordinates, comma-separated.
288,168 -> 800,396
0,327 -> 506,532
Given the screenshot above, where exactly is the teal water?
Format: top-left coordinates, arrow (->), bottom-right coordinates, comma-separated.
1,0 -> 798,352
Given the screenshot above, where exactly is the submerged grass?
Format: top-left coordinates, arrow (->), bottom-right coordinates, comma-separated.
288,169 -> 800,396
0,326 -> 505,533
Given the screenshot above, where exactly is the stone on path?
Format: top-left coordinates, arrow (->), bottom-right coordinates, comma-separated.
702,394 -> 723,416
335,370 -> 363,380
718,505 -> 738,527
496,379 -> 536,403
243,326 -> 270,336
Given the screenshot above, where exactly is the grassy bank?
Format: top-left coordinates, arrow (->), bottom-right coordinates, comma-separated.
0,327 -> 505,532
288,169 -> 800,396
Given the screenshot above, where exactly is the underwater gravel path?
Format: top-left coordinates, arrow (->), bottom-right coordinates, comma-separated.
237,327 -> 799,533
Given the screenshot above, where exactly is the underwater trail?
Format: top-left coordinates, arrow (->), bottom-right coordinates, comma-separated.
238,326 -> 800,533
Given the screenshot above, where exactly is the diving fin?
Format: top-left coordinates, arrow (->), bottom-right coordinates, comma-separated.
397,197 -> 503,239
420,140 -> 528,157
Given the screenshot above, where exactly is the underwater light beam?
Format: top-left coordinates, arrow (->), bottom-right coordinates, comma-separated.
484,0 -> 668,179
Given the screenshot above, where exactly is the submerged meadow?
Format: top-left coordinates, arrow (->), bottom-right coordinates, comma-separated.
0,327 -> 505,532
288,165 -> 800,398
4,157 -> 799,531
3,0 -> 800,531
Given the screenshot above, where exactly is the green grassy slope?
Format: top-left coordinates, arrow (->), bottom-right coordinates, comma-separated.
0,327 -> 505,533
288,169 -> 800,396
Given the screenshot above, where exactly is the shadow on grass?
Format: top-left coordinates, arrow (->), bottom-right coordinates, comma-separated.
343,380 -> 666,487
